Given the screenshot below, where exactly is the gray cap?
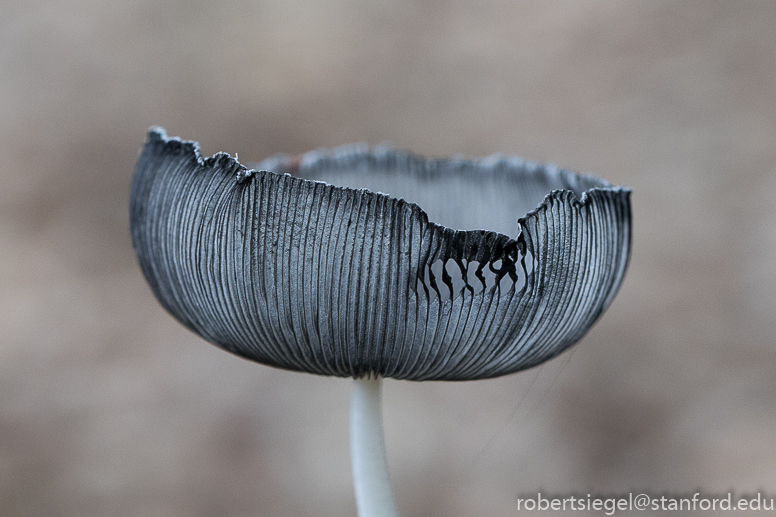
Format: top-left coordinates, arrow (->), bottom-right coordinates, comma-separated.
130,128 -> 631,381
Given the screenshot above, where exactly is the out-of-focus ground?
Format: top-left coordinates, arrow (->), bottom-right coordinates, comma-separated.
2,1 -> 775,516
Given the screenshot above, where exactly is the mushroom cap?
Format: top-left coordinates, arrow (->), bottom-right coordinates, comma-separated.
130,128 -> 631,381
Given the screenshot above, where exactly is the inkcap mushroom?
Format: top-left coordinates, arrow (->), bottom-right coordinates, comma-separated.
130,128 -> 631,517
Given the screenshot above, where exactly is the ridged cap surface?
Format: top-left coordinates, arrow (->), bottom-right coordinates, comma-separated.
130,128 -> 631,380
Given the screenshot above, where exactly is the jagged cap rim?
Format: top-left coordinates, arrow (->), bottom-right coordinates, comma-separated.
146,126 -> 631,238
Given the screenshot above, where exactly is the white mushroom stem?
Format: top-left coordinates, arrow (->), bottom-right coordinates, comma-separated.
350,376 -> 399,517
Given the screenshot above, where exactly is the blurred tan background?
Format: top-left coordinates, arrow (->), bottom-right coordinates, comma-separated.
2,1 -> 775,516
